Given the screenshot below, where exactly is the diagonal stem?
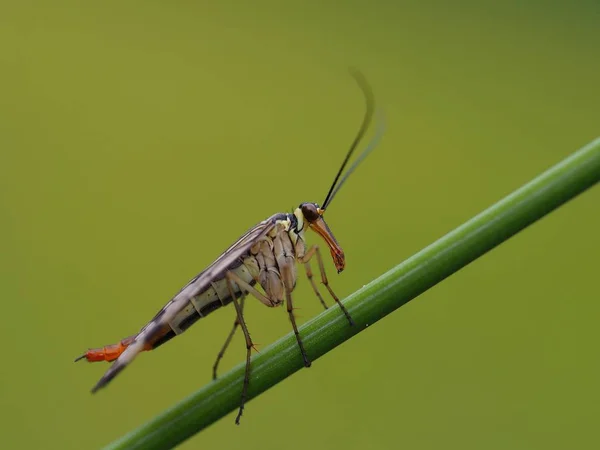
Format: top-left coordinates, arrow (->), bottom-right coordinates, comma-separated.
104,137 -> 600,450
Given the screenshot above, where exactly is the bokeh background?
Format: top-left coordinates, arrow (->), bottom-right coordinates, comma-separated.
1,1 -> 599,449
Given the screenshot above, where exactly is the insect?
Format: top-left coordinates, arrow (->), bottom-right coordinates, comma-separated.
76,69 -> 384,424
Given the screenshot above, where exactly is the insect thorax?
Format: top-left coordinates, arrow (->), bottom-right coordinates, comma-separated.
242,213 -> 305,304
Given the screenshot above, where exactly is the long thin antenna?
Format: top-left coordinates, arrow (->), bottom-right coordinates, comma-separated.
325,109 -> 385,206
321,68 -> 376,210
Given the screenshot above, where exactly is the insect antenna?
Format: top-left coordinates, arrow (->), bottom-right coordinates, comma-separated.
321,68 -> 383,210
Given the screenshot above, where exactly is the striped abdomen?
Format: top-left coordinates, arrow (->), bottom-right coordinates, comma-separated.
153,254 -> 261,348
77,220 -> 302,367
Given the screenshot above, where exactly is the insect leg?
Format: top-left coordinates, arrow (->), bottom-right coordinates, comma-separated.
226,271 -> 278,307
226,272 -> 255,425
303,259 -> 328,310
301,244 -> 354,326
281,264 -> 311,368
212,293 -> 245,380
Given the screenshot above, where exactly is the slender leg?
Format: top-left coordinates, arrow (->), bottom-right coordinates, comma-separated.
212,293 -> 245,380
301,245 -> 354,326
222,271 -> 284,423
304,260 -> 328,310
227,271 -> 278,307
226,273 -> 256,425
282,264 -> 311,368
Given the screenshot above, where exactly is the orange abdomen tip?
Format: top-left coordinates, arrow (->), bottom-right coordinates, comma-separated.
75,336 -> 137,363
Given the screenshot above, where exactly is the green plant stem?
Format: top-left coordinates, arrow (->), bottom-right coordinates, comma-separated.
105,137 -> 600,450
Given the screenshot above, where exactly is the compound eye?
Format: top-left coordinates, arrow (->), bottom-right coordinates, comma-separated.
301,203 -> 320,222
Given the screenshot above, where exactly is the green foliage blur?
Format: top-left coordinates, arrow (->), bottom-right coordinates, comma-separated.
1,1 -> 598,449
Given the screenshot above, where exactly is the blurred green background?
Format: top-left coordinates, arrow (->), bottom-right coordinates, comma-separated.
1,1 -> 599,449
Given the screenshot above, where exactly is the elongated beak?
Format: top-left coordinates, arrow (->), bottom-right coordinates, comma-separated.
309,217 -> 345,273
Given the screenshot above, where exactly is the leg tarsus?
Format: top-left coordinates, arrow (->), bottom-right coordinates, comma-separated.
212,294 -> 245,380
282,264 -> 311,368
226,273 -> 254,425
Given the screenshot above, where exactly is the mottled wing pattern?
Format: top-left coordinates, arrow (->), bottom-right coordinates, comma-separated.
91,214 -> 281,393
